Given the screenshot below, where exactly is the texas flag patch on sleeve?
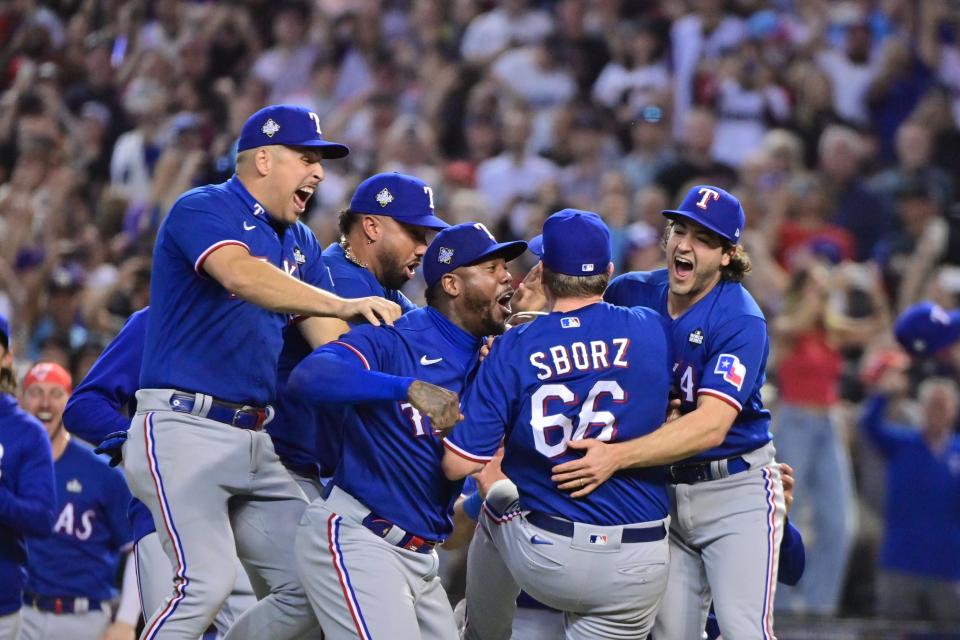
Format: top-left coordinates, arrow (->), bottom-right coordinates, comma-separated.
714,354 -> 746,391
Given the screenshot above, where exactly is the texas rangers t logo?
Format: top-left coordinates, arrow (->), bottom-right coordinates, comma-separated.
714,354 -> 746,391
696,188 -> 720,210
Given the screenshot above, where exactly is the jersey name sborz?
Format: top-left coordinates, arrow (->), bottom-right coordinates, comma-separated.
530,338 -> 629,380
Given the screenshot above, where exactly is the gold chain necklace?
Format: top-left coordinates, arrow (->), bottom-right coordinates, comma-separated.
340,237 -> 369,269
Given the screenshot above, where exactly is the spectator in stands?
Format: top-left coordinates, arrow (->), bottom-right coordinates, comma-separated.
818,125 -> 892,261
654,107 -> 736,201
772,260 -> 859,616
861,371 -> 960,623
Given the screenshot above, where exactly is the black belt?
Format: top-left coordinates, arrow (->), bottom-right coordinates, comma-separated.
169,392 -> 271,431
526,512 -> 666,543
669,455 -> 750,484
23,592 -> 103,614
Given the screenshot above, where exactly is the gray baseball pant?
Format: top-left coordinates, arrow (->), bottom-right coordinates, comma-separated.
294,485 -> 458,640
18,604 -> 110,640
463,480 -> 670,640
134,531 -> 258,637
0,612 -> 18,640
652,442 -> 785,640
123,389 -> 319,640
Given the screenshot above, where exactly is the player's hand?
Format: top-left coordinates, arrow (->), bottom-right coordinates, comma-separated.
665,397 -> 682,422
474,446 -> 506,497
510,261 -> 547,314
340,296 -> 401,326
99,621 -> 136,640
407,380 -> 463,434
94,430 -> 129,467
551,439 -> 620,498
479,336 -> 496,362
780,462 -> 795,513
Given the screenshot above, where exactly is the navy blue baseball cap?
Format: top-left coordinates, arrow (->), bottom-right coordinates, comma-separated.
662,185 -> 745,245
0,312 -> 8,350
349,172 -> 449,230
423,223 -> 527,287
237,105 -> 349,157
894,301 -> 960,356
541,209 -> 612,277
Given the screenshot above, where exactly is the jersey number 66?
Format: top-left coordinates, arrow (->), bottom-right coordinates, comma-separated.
531,380 -> 625,458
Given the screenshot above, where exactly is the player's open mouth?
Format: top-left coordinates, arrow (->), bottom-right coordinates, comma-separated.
673,256 -> 693,280
404,260 -> 420,280
292,186 -> 315,213
36,411 -> 54,422
497,289 -> 514,315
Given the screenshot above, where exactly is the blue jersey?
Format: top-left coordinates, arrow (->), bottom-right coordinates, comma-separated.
26,441 -> 133,601
271,242 -> 418,478
141,176 -> 327,405
63,308 -> 155,544
605,270 -> 772,462
324,307 -> 480,540
0,395 -> 56,615
268,241 -> 336,478
446,303 -> 673,525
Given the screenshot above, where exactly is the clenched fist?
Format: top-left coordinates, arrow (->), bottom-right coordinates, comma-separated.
407,380 -> 463,434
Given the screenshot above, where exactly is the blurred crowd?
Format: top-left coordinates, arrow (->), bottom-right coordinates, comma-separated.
1,0 -> 959,624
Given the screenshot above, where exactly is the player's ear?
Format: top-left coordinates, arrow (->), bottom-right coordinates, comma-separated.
253,147 -> 273,177
605,262 -> 614,277
360,215 -> 381,243
440,273 -> 460,298
720,248 -> 733,267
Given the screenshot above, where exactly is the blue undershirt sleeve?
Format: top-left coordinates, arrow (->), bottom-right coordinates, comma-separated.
289,343 -> 414,405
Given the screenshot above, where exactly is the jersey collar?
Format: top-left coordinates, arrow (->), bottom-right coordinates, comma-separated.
0,393 -> 19,417
226,175 -> 271,224
425,306 -> 482,357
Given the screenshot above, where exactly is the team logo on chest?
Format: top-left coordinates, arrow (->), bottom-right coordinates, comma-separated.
438,247 -> 455,264
715,354 -> 746,391
293,247 -> 306,265
66,478 -> 82,493
688,328 -> 704,346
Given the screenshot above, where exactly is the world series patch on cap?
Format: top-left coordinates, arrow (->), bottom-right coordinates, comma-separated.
349,173 -> 449,231
237,104 -> 349,157
423,223 -> 526,287
662,185 -> 745,245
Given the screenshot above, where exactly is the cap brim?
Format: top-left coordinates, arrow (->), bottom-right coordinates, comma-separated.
662,210 -> 737,244
291,140 -> 350,159
466,240 -> 529,267
395,214 -> 451,231
528,235 -> 543,258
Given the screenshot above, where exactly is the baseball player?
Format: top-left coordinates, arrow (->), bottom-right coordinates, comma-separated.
288,222 -> 525,640
63,308 -> 257,637
0,315 -> 56,640
450,467 -> 806,640
272,171 -> 448,497
120,104 -> 400,640
552,185 -> 786,639
18,363 -> 138,640
442,209 -> 675,640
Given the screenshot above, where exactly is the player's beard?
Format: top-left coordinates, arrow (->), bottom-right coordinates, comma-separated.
379,247 -> 415,291
463,288 -> 507,338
